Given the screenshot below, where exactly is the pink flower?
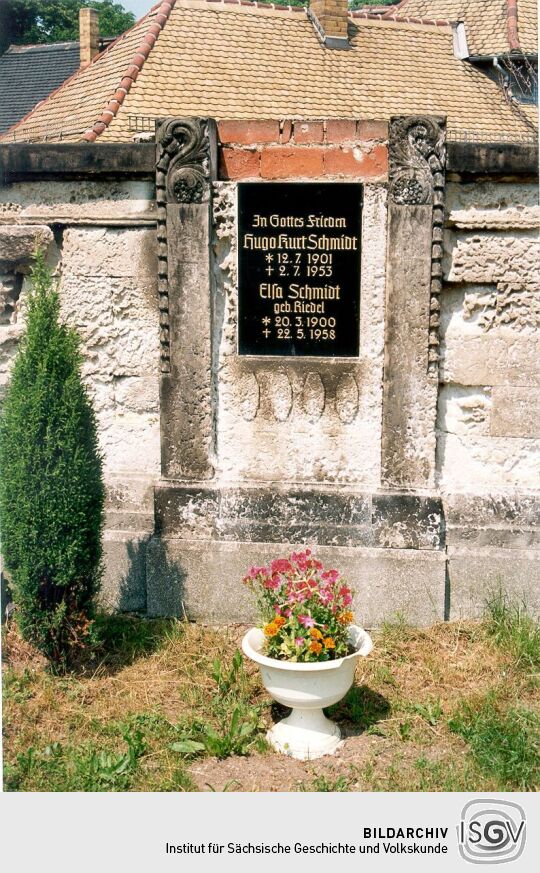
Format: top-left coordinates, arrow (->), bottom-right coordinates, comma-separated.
271,558 -> 293,574
321,569 -> 339,583
283,608 -> 292,618
295,637 -> 305,647
338,585 -> 352,604
318,588 -> 334,605
298,614 -> 315,628
264,577 -> 280,590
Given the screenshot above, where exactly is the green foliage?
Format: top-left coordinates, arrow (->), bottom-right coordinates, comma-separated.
349,0 -> 396,8
484,588 -> 540,671
211,648 -> 244,697
172,705 -> 265,759
0,251 -> 104,671
449,696 -> 540,791
298,772 -> 357,791
87,614 -> 181,668
412,699 -> 443,726
2,668 -> 36,703
171,649 -> 268,759
0,0 -> 135,52
4,730 -> 146,792
398,720 -> 412,741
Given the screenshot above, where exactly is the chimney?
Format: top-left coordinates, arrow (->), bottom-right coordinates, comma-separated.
79,7 -> 99,67
309,0 -> 349,49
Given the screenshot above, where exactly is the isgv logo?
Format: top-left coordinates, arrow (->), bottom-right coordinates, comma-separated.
458,799 -> 526,864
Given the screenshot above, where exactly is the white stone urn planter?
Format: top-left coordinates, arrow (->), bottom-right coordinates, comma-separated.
242,624 -> 373,761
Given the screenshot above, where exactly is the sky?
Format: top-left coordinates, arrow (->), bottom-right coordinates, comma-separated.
122,0 -> 154,19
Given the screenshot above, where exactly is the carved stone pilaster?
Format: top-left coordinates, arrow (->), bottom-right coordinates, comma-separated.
382,115 -> 447,489
388,116 -> 446,378
155,117 -> 217,480
155,117 -> 216,374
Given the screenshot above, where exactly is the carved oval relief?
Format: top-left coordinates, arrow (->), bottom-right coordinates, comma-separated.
267,371 -> 293,422
237,371 -> 260,421
335,373 -> 359,423
301,372 -> 325,420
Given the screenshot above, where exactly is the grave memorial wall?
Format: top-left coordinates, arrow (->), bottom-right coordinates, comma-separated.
0,116 -> 538,623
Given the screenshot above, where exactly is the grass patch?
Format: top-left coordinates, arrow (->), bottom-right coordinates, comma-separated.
484,589 -> 540,671
4,728 -> 147,792
3,609 -> 539,792
361,754 -> 483,792
297,770 -> 359,792
2,617 -> 268,791
449,695 -> 540,790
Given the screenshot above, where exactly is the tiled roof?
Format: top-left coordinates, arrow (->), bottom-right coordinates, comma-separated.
376,0 -> 538,56
0,41 -> 80,134
2,0 -> 537,144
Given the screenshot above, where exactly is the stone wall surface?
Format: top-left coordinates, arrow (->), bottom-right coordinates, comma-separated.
0,142 -> 539,624
212,181 -> 386,487
438,180 -> 540,492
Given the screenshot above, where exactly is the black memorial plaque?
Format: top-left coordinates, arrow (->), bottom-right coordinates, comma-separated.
238,182 -> 362,357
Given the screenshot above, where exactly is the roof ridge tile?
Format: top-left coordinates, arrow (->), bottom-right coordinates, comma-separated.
83,0 -> 178,141
350,10 -> 455,27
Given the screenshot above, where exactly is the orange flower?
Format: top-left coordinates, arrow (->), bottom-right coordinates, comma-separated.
264,622 -> 279,637
323,637 -> 335,649
309,641 -> 323,654
309,628 -> 323,639
274,616 -> 286,628
337,611 -> 353,625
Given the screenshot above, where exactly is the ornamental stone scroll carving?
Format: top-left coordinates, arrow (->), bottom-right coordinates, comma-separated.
388,116 -> 446,206
155,116 -> 216,205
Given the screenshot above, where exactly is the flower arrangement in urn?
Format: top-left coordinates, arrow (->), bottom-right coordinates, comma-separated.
241,550 -> 373,761
242,550 -> 355,662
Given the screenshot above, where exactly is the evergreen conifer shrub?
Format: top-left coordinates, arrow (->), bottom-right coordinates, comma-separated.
0,251 -> 104,671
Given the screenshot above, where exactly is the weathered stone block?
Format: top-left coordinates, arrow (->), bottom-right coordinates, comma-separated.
491,386 -> 540,437
372,493 -> 443,549
0,224 -> 53,269
437,432 -> 540,490
440,333 -> 540,387
62,227 -> 157,280
448,548 -> 540,619
446,181 -> 539,212
0,180 -> 156,225
147,538 -> 446,626
99,531 -> 149,613
446,231 -> 539,287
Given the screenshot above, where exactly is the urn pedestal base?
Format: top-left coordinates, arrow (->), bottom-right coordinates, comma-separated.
267,708 -> 342,760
